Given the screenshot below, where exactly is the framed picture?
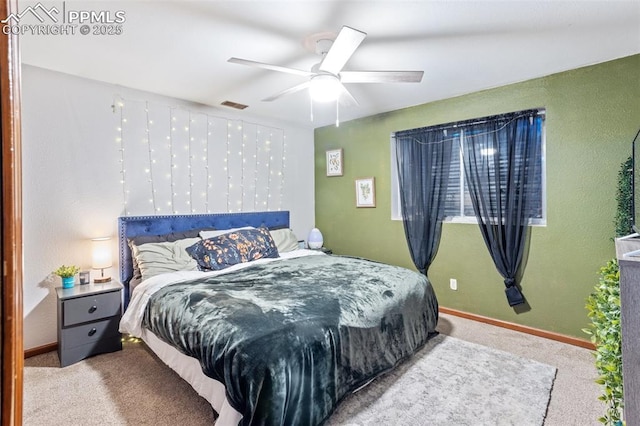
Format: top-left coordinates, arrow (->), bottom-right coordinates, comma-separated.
326,149 -> 343,176
355,177 -> 376,208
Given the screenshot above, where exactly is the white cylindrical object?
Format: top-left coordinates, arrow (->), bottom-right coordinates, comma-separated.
308,228 -> 323,249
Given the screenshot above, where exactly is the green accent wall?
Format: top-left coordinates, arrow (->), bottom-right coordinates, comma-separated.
314,54 -> 640,338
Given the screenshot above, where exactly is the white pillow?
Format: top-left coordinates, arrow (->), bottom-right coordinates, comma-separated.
132,237 -> 200,282
199,226 -> 255,239
269,228 -> 299,253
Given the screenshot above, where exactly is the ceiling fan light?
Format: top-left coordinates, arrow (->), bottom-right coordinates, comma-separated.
309,74 -> 341,102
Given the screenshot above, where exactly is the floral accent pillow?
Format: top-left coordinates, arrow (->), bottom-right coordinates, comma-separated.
186,226 -> 279,271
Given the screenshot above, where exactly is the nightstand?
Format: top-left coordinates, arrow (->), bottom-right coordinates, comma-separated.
56,281 -> 123,367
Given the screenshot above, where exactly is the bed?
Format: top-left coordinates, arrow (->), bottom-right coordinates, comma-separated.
118,211 -> 439,425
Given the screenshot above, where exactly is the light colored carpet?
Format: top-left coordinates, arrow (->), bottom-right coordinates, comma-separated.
24,313 -> 602,425
327,333 -> 556,426
23,341 -> 214,425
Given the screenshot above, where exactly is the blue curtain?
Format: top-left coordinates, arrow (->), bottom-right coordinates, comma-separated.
462,111 -> 542,306
395,128 -> 454,275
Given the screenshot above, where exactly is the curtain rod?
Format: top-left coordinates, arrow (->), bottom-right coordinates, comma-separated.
393,108 -> 545,137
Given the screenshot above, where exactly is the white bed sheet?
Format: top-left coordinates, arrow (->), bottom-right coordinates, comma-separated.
141,328 -> 242,425
119,249 -> 325,425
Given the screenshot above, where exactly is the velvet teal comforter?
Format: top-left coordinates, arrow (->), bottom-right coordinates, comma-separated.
143,254 -> 439,425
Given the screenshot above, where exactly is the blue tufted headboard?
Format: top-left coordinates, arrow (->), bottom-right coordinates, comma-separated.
118,211 -> 290,307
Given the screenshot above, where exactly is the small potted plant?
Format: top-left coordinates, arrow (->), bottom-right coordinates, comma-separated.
53,265 -> 80,289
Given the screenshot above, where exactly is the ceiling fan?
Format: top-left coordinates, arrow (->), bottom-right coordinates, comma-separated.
228,26 -> 424,106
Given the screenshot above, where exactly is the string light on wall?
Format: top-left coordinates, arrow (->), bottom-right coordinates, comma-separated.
114,97 -> 128,215
144,101 -> 158,213
116,98 -> 287,216
253,126 -> 260,211
279,130 -> 286,211
169,108 -> 176,214
205,117 -> 211,213
240,122 -> 246,212
187,111 -> 194,213
226,120 -> 232,212
266,130 -> 273,211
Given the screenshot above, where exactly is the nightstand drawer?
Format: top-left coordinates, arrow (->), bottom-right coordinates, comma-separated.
60,316 -> 120,350
58,333 -> 122,367
62,291 -> 121,326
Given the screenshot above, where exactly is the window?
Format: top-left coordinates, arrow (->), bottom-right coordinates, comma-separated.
391,111 -> 546,225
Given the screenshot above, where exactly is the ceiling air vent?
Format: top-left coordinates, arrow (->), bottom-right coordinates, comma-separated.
221,100 -> 248,110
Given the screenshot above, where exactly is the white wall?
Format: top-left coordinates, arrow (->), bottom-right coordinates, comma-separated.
22,65 -> 315,350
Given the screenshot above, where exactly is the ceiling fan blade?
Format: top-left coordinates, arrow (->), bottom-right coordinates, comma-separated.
338,84 -> 359,107
340,71 -> 424,83
228,57 -> 312,77
262,81 -> 310,102
319,26 -> 367,75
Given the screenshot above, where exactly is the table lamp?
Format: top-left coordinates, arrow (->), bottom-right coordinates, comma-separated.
91,237 -> 112,283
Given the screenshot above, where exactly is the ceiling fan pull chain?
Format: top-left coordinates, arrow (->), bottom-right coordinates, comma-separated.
336,99 -> 340,127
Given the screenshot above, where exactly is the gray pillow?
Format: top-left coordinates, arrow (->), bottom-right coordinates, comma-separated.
132,238 -> 200,284
127,229 -> 211,291
269,228 -> 299,253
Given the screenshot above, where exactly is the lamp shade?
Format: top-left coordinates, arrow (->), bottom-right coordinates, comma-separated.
91,237 -> 112,269
308,228 -> 323,249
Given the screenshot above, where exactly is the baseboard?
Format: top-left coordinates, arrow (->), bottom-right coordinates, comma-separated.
439,306 -> 596,350
24,342 -> 57,358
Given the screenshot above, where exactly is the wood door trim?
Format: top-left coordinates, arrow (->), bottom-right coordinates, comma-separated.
1,0 -> 23,424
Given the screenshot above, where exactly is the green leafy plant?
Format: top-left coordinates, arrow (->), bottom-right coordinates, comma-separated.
53,264 -> 80,278
614,156 -> 633,238
584,260 -> 624,425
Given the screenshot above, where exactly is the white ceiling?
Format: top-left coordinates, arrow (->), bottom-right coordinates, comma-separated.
20,0 -> 640,128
